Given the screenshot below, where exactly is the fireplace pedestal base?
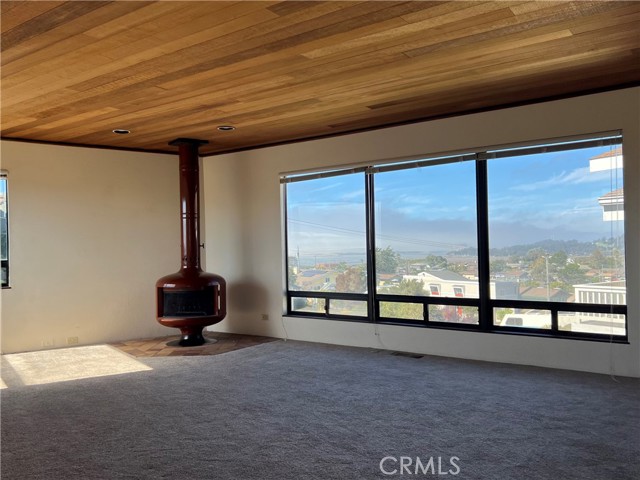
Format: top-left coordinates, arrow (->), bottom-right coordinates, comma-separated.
179,327 -> 205,346
165,328 -> 218,347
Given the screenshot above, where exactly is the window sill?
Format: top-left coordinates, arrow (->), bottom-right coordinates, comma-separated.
284,314 -> 630,344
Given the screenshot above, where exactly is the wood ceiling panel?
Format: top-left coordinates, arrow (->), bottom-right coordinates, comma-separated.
0,1 -> 65,33
301,2 -> 509,59
1,0 -> 639,155
1,1 -> 109,50
1,2 -> 153,66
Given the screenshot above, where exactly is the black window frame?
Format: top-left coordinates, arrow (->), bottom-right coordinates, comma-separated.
282,132 -> 628,343
1,172 -> 9,288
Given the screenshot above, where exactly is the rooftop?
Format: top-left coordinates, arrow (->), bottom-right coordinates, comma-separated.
424,270 -> 470,282
589,147 -> 623,161
598,188 -> 624,201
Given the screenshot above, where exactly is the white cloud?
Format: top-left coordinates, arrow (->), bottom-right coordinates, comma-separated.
308,182 -> 342,194
340,189 -> 365,200
511,167 -> 615,192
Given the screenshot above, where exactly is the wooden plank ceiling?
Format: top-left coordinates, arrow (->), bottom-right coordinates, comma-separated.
1,1 -> 639,155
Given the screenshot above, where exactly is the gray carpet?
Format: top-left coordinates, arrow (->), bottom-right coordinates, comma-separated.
1,340 -> 639,479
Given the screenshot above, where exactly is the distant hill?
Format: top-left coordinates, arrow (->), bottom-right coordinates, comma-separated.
451,237 -> 623,257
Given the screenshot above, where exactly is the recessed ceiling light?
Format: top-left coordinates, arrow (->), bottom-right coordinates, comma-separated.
217,125 -> 235,131
112,129 -> 130,134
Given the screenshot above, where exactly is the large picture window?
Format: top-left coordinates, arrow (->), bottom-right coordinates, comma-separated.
286,172 -> 368,319
283,133 -> 627,341
1,173 -> 9,288
487,141 -> 625,335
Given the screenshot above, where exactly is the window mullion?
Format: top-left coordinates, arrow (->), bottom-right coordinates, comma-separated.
282,183 -> 291,313
365,171 -> 377,323
475,156 -> 491,331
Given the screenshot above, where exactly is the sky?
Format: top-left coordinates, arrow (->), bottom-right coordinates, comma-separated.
0,179 -> 6,214
286,144 -> 624,262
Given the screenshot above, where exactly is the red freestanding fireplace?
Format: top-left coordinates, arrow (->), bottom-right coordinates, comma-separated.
156,138 -> 226,346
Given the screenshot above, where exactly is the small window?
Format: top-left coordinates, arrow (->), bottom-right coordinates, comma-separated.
0,173 -> 9,287
291,297 -> 325,315
380,301 -> 423,321
429,305 -> 479,325
453,286 -> 464,297
429,284 -> 440,296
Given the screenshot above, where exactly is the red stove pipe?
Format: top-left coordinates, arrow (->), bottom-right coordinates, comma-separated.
176,139 -> 203,271
155,138 -> 226,346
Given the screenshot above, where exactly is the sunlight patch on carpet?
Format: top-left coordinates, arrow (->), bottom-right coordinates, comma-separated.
3,345 -> 152,386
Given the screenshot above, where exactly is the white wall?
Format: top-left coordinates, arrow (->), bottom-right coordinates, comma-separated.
0,141 -> 180,353
204,88 -> 640,377
200,153 -> 257,334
